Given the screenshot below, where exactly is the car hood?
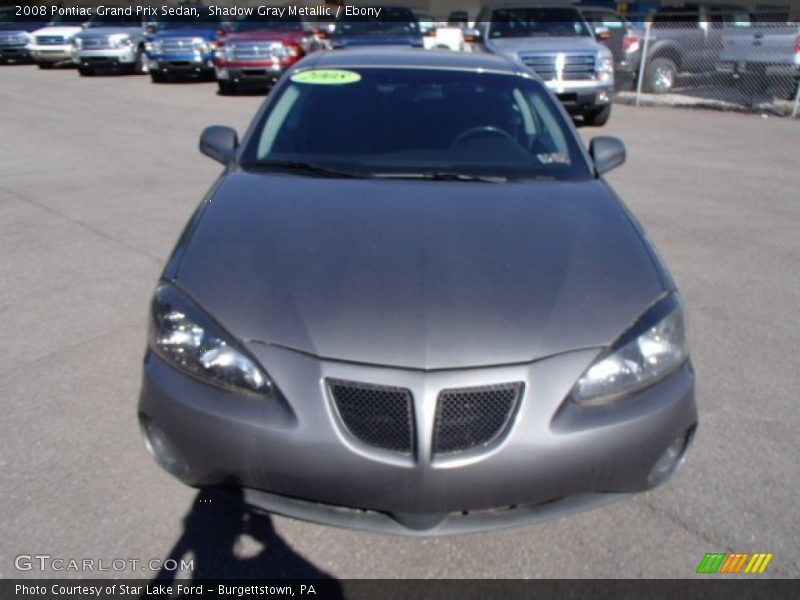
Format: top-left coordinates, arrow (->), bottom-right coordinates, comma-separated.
487,36 -> 607,57
76,26 -> 141,37
31,26 -> 82,37
154,28 -> 217,40
175,173 -> 666,370
225,30 -> 303,42
333,34 -> 422,48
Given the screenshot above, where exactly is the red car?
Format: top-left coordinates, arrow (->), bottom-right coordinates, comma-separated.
215,13 -> 326,94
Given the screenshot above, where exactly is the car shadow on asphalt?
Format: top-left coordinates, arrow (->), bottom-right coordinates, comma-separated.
142,488 -> 343,594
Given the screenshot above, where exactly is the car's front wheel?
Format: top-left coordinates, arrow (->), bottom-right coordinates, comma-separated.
37,61 -> 54,70
583,104 -> 612,127
644,57 -> 677,94
78,66 -> 94,77
132,46 -> 147,74
150,71 -> 167,83
218,81 -> 237,95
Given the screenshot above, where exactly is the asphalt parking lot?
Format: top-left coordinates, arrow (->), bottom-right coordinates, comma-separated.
1,64 -> 798,580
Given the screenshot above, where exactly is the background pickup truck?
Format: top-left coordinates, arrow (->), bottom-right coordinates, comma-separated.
29,10 -> 90,68
146,12 -> 224,82
0,9 -> 50,64
472,4 -> 615,126
72,12 -> 151,76
720,20 -> 800,83
641,3 -> 751,93
331,6 -> 423,49
214,13 -> 324,95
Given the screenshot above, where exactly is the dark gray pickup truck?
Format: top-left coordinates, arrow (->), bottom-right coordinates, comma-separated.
642,3 -> 750,93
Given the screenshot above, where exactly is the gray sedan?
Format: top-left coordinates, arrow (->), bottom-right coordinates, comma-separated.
138,48 -> 697,535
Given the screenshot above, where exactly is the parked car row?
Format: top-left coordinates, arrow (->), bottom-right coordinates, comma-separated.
2,3 -> 665,125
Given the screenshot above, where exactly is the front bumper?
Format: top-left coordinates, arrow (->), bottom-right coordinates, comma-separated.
215,61 -> 289,88
0,45 -> 32,61
148,53 -> 215,76
74,47 -> 137,69
544,80 -> 614,113
138,341 -> 697,535
30,45 -> 73,63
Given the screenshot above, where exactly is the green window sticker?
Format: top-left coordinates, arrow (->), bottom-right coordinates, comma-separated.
290,69 -> 362,85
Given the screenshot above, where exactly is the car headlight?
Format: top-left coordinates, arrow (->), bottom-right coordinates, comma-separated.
146,40 -> 160,54
72,37 -> 83,49
570,294 -> 689,406
192,38 -> 209,53
111,34 -> 132,48
598,56 -> 614,81
149,281 -> 274,397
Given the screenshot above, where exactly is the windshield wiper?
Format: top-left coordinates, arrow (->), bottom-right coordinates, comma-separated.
373,172 -> 508,183
241,160 -> 372,179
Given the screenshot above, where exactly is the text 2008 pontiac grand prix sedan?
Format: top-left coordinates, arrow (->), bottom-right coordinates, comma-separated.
138,48 -> 697,535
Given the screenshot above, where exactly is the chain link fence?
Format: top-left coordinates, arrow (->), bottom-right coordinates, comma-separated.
613,9 -> 800,118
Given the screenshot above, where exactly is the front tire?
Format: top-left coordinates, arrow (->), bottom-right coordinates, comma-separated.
78,66 -> 94,76
218,81 -> 237,95
37,61 -> 54,70
132,46 -> 146,74
644,57 -> 677,94
583,104 -> 612,127
150,71 -> 167,83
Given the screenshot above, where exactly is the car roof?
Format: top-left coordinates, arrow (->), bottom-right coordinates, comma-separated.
308,47 -> 524,75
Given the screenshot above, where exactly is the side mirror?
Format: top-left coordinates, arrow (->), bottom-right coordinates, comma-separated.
594,25 -> 611,41
200,126 -> 238,165
463,28 -> 483,43
590,136 -> 626,175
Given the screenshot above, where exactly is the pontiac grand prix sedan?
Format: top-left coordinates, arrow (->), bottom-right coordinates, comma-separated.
138,48 -> 697,535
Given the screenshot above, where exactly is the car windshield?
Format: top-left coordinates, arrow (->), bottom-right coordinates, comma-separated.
48,13 -> 90,26
86,13 -> 140,28
232,14 -> 302,32
157,13 -> 221,29
242,68 -> 591,181
489,8 -> 591,38
335,8 -> 419,36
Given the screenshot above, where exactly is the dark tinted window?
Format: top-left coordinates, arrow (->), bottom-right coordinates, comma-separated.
232,14 -> 302,32
489,8 -> 591,38
243,68 -> 591,182
335,8 -> 419,36
157,13 -> 222,29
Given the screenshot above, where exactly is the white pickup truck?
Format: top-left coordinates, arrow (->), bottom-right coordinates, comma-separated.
720,20 -> 800,82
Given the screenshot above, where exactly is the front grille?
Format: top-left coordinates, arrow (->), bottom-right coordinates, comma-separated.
0,33 -> 26,47
36,35 -> 67,45
230,41 -> 282,61
81,36 -> 112,50
328,379 -> 414,454
160,38 -> 197,54
433,383 -> 523,454
518,53 -> 596,81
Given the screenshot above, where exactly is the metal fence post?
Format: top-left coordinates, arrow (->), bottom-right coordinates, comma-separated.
793,80 -> 800,119
635,20 -> 651,107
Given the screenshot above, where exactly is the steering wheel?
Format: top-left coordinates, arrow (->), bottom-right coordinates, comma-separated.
450,125 -> 516,148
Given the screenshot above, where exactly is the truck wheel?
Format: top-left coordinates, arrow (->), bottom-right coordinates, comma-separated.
583,104 -> 612,127
132,47 -> 146,75
644,57 -> 677,94
150,71 -> 167,83
218,82 -> 237,95
78,66 -> 94,77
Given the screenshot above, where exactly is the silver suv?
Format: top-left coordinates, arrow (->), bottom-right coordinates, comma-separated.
473,4 -> 615,125
72,11 -> 150,76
